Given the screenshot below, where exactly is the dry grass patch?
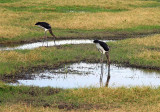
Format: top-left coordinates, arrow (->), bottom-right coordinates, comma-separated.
1,104 -> 160,112
0,9 -> 30,38
53,8 -> 160,29
0,0 -> 160,42
136,50 -> 160,61
128,34 -> 160,47
0,26 -> 29,38
23,0 -> 152,8
110,34 -> 160,68
0,50 -> 42,62
0,103 -> 59,112
116,104 -> 160,112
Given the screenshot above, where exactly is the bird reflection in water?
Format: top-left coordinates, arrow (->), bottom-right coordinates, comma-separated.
100,63 -> 110,87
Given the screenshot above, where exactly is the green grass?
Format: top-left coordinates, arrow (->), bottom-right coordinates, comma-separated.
3,5 -> 128,13
131,1 -> 160,8
141,3 -> 160,7
0,0 -> 21,3
1,83 -> 160,111
0,44 -> 98,75
1,25 -> 160,44
109,35 -> 160,68
124,25 -> 160,31
105,25 -> 160,32
0,34 -> 160,76
0,84 -> 62,106
140,0 -> 160,2
54,6 -> 128,13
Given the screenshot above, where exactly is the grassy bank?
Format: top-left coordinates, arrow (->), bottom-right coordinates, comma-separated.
110,34 -> 160,69
1,82 -> 160,111
0,34 -> 159,77
0,0 -> 160,44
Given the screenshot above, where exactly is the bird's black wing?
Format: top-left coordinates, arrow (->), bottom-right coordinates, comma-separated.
99,41 -> 109,51
35,22 -> 51,29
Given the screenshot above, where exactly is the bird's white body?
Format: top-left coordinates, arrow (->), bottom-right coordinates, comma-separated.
37,25 -> 48,31
45,28 -> 49,32
93,39 -> 110,67
95,43 -> 106,54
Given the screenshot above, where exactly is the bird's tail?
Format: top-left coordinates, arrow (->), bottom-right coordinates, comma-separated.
49,29 -> 56,42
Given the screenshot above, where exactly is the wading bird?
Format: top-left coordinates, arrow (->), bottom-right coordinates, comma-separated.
93,40 -> 110,66
35,22 -> 56,46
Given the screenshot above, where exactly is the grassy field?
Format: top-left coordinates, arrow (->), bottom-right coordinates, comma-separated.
0,0 -> 160,43
1,82 -> 160,112
0,0 -> 160,111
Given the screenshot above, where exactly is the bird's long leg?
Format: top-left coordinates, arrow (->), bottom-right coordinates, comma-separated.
100,53 -> 102,63
47,37 -> 48,47
102,53 -> 104,64
105,65 -> 110,87
100,74 -> 103,87
45,31 -> 48,47
101,54 -> 104,87
105,52 -> 110,67
49,29 -> 56,45
100,62 -> 104,87
42,31 -> 46,47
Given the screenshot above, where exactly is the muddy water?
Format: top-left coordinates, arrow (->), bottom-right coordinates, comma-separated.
11,62 -> 160,88
0,39 -> 111,50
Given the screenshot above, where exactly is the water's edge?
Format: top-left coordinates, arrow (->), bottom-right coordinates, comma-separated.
0,39 -> 112,50
9,62 -> 160,88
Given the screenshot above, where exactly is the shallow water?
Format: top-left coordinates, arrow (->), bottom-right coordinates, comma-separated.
0,39 -> 111,50
11,62 -> 160,88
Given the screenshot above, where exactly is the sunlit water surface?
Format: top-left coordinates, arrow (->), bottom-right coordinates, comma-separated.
11,62 -> 160,88
0,39 -> 111,50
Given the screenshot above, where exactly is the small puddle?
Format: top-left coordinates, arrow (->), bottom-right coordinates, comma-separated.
10,62 -> 160,88
0,39 -> 111,50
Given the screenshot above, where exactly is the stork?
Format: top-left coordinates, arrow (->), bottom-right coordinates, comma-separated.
93,40 -> 110,66
35,22 -> 56,46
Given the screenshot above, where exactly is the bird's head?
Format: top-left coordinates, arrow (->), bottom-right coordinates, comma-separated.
35,22 -> 41,25
93,39 -> 99,43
